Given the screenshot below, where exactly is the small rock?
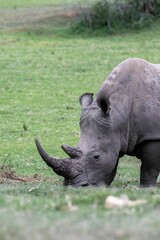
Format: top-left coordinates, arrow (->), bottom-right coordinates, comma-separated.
105,195 -> 147,209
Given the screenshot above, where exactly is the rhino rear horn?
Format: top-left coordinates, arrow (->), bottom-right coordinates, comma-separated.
61,144 -> 82,158
35,139 -> 76,179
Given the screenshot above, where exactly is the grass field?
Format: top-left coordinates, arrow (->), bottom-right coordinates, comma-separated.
1,1 -> 160,239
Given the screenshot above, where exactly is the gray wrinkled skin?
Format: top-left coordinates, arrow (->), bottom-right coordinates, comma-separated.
36,58 -> 160,187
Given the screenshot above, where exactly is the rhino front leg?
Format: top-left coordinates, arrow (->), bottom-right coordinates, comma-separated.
140,141 -> 160,187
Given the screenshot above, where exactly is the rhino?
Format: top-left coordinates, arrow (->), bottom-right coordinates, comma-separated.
35,58 -> 160,187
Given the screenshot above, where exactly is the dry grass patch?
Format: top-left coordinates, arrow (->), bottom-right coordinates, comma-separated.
0,157 -> 51,183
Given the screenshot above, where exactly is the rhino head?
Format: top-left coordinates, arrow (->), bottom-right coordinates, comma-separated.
35,93 -> 122,187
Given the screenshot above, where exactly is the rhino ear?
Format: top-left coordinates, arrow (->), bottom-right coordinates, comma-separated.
97,96 -> 110,116
79,93 -> 94,108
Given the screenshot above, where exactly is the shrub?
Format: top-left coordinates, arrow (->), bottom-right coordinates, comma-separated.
72,0 -> 160,33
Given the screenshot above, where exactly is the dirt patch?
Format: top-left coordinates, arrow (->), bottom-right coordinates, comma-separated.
0,6 -> 79,32
0,170 -> 44,183
0,158 -> 51,184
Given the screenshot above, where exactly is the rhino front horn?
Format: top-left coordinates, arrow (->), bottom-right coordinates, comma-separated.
61,144 -> 82,158
35,139 -> 76,179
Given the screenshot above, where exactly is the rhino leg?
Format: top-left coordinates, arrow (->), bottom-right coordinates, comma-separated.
140,141 -> 160,187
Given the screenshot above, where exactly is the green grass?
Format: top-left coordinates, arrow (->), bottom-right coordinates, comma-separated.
0,1 -> 160,239
0,0 -> 88,8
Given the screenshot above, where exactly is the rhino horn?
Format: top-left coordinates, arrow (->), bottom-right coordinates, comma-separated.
61,144 -> 82,158
35,139 -> 76,179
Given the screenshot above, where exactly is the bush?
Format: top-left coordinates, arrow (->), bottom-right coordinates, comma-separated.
72,0 -> 160,33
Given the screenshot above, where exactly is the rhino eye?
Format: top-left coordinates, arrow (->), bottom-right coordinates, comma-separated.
87,151 -> 101,165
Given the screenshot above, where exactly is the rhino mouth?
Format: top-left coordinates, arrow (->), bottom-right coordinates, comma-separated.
65,179 -> 99,187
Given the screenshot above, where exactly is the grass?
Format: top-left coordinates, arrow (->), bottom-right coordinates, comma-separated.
0,0 -> 160,239
0,0 -> 88,8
